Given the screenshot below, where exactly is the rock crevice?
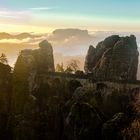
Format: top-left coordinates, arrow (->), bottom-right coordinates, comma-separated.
84,35 -> 139,81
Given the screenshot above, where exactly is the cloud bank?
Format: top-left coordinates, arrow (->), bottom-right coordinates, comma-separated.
0,29 -> 139,79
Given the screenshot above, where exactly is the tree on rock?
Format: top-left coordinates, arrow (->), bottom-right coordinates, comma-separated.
65,66 -> 73,73
0,53 -> 8,64
56,63 -> 65,72
67,59 -> 80,73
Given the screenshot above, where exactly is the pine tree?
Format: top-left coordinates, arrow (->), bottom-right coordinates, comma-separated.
56,63 -> 64,72
0,53 -> 8,64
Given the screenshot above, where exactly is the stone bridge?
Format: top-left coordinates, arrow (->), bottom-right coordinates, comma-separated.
39,72 -> 140,89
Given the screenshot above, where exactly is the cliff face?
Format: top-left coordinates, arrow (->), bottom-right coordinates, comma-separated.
12,39 -> 71,140
36,40 -> 55,73
84,35 -> 139,81
13,40 -> 55,114
0,63 -> 11,91
0,63 -> 12,139
14,40 -> 55,74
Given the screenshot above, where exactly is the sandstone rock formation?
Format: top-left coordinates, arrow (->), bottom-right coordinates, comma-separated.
13,40 -> 55,114
84,35 -> 139,81
0,63 -> 12,139
37,40 -> 55,73
64,102 -> 102,140
1,36 -> 139,140
102,113 -> 128,140
12,40 -> 66,140
0,63 -> 11,91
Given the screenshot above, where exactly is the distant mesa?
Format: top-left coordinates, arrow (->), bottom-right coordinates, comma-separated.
51,28 -> 92,40
53,28 -> 89,36
84,35 -> 139,81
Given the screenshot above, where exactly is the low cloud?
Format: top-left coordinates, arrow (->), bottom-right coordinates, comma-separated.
0,28 -> 139,79
0,38 -> 31,44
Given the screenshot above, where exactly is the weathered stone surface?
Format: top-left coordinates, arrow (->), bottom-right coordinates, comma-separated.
102,113 -> 128,140
0,63 -> 12,114
85,35 -> 139,81
68,80 -> 82,94
13,40 -> 55,114
0,63 -> 11,91
64,102 -> 102,140
0,63 -> 12,139
37,40 -> 55,73
84,45 -> 96,73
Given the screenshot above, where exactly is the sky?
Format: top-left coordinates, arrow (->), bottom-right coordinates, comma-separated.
0,0 -> 140,33
0,0 -> 140,78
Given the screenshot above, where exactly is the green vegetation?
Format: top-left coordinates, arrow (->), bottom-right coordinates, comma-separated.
0,53 -> 8,64
56,63 -> 65,72
56,59 -> 80,73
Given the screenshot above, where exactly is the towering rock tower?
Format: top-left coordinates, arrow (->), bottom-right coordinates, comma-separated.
84,35 -> 139,81
13,40 -> 55,114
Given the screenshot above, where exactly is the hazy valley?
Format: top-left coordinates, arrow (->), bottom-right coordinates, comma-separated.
0,29 -> 140,80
